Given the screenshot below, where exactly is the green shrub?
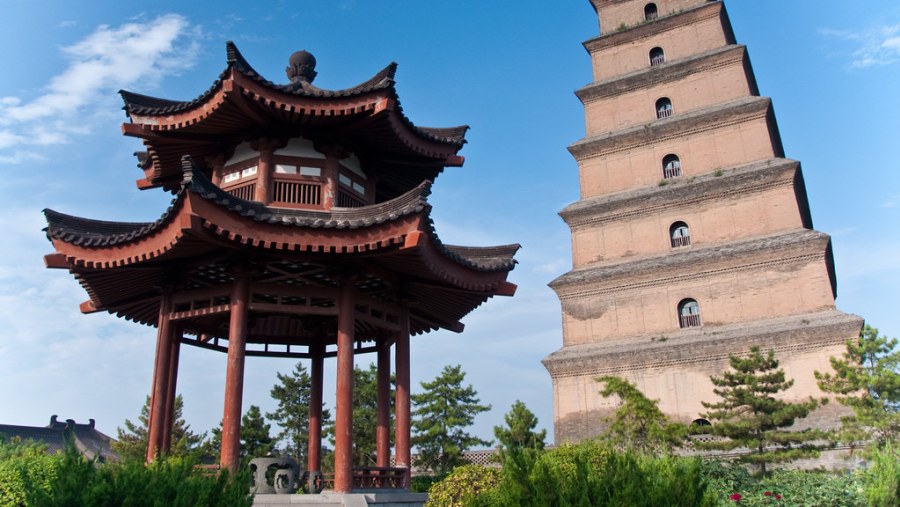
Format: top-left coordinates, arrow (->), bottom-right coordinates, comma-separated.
471,441 -> 715,507
0,439 -> 62,507
425,465 -> 500,507
702,460 -> 866,506
0,438 -> 252,507
861,442 -> 900,507
411,473 -> 447,493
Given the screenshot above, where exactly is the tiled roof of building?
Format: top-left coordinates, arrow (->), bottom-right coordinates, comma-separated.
0,416 -> 118,461
119,41 -> 468,147
44,157 -> 518,274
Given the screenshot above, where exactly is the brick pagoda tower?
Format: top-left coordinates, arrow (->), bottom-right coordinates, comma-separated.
544,0 -> 863,443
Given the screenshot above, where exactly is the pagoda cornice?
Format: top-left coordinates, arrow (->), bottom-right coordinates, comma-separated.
542,310 -> 863,379
583,2 -> 732,52
576,45 -> 751,104
560,158 -> 808,229
568,96 -> 778,161
549,229 -> 834,298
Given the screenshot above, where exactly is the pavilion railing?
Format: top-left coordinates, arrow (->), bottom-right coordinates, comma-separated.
272,179 -> 322,206
225,182 -> 256,201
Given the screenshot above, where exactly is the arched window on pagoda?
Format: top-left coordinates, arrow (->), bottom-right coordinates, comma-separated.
678,299 -> 702,328
645,3 -> 659,21
662,154 -> 682,179
656,97 -> 673,119
691,418 -> 712,429
670,221 -> 691,248
649,47 -> 666,66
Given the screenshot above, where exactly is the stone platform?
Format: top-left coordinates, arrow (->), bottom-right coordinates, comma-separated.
253,492 -> 427,507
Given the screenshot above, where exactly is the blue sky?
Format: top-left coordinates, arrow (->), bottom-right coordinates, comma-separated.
0,1 -> 898,446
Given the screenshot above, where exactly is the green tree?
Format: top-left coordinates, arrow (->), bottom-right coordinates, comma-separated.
207,405 -> 275,462
493,400 -> 546,454
411,364 -> 491,474
700,346 -> 826,475
596,375 -> 687,452
816,324 -> 900,450
266,362 -> 333,462
113,394 -> 205,462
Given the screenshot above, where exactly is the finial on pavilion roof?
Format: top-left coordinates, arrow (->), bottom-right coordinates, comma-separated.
287,50 -> 317,84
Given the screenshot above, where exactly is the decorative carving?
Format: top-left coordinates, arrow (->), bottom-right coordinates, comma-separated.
286,50 -> 317,84
248,457 -> 299,494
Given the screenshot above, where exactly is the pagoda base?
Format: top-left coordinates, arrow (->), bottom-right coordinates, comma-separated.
253,492 -> 427,507
544,310 -> 863,444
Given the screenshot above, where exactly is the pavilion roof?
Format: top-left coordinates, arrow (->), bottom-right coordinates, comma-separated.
43,159 -> 518,337
120,42 -> 469,197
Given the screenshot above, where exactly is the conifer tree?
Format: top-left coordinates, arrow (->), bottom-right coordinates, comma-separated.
113,394 -> 205,461
412,364 -> 491,474
596,376 -> 687,452
266,362 -> 333,461
816,324 -> 900,449
493,400 -> 546,454
700,347 -> 826,475
207,405 -> 275,462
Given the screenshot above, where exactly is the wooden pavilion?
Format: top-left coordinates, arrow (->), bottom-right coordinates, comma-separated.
42,42 -> 518,493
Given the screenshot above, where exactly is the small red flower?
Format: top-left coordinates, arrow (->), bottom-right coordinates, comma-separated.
730,493 -> 742,501
764,491 -> 772,497
775,494 -> 781,500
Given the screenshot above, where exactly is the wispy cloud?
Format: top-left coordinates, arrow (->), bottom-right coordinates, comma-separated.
882,193 -> 900,208
820,23 -> 900,68
0,14 -> 201,164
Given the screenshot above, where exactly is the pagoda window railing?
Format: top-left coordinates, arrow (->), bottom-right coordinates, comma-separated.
656,98 -> 673,119
662,154 -> 682,179
670,221 -> 691,248
678,299 -> 702,329
650,47 -> 666,66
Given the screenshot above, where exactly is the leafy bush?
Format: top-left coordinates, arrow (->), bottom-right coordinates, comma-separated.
861,442 -> 900,507
411,473 -> 446,493
424,465 -> 500,507
0,438 -> 252,507
467,440 -> 716,507
0,439 -> 61,507
702,460 -> 865,506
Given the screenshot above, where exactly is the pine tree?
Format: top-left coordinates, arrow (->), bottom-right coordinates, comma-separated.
596,376 -> 687,452
113,394 -> 205,462
206,405 -> 275,463
493,400 -> 546,454
816,324 -> 900,450
266,362 -> 333,462
412,364 -> 491,474
700,347 -> 826,475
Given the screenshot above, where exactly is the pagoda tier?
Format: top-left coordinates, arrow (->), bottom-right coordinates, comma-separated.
121,42 -> 468,202
44,158 -> 518,350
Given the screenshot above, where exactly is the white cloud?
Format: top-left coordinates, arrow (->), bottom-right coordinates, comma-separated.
0,14 -> 201,163
821,23 -> 900,68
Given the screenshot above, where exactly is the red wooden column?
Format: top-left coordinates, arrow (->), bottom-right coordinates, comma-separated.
254,138 -> 274,204
146,291 -> 174,463
334,280 -> 356,493
307,342 -> 325,474
376,338 -> 391,468
161,327 -> 182,453
394,307 -> 411,485
220,276 -> 250,470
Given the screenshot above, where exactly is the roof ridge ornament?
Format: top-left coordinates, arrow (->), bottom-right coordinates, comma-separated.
286,50 -> 317,84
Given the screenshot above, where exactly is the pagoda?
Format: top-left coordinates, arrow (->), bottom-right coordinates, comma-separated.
43,42 -> 518,492
544,0 -> 862,443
